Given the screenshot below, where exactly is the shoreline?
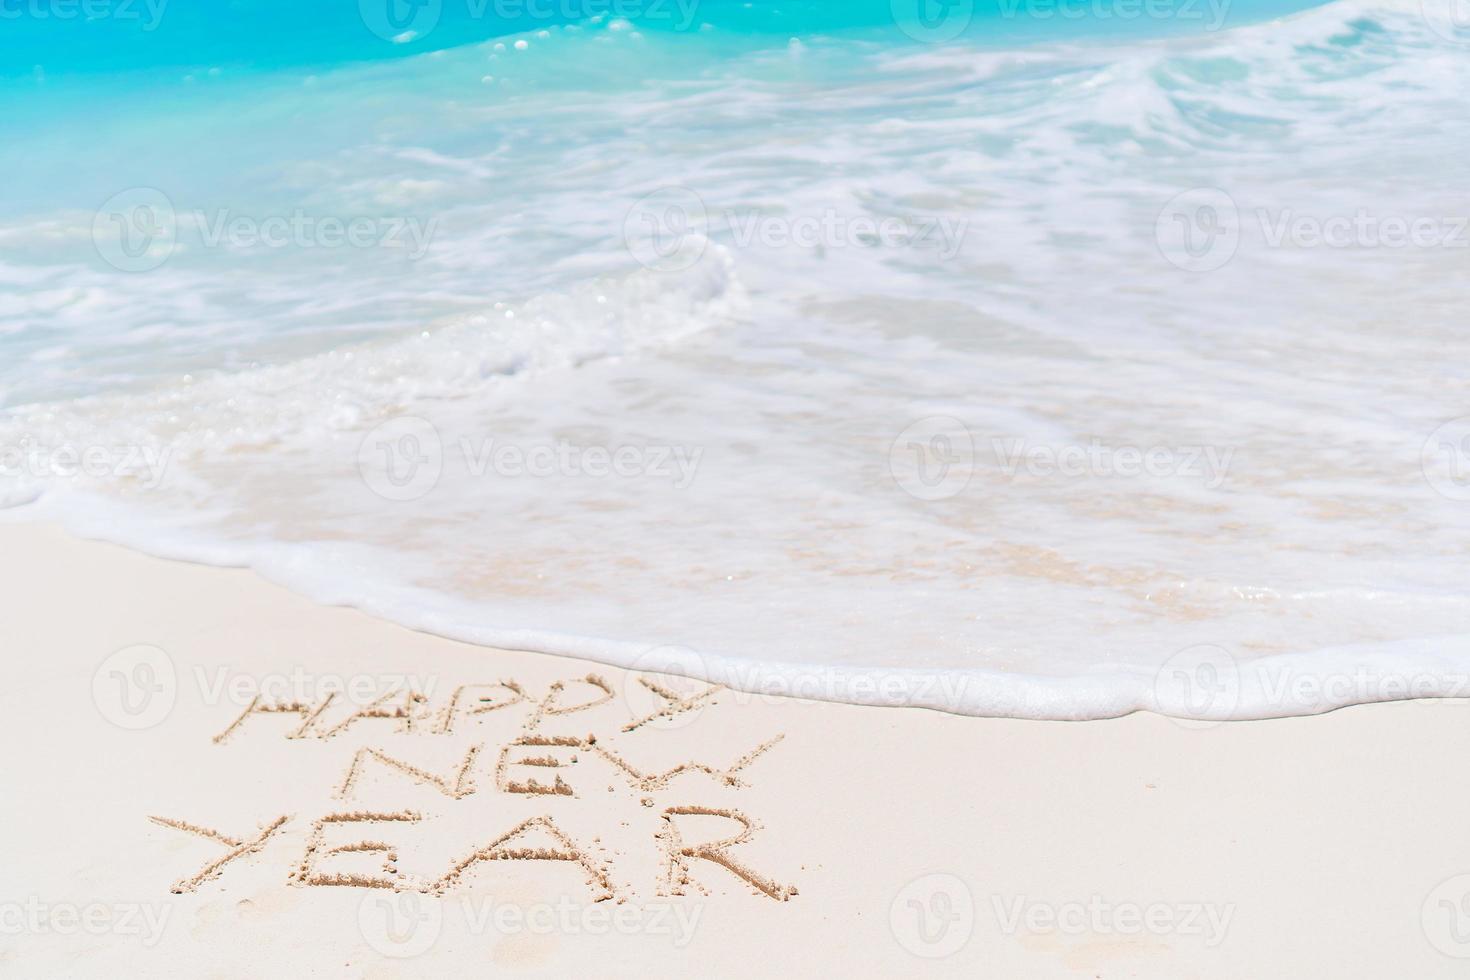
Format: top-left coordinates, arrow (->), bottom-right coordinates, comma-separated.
5,520 -> 1470,976
8,502 -> 1468,724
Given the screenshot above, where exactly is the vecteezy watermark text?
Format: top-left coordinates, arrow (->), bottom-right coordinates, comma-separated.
0,0 -> 167,29
91,643 -> 452,731
991,895 -> 1235,947
0,899 -> 171,947
992,437 -> 1234,489
1153,643 -> 1470,729
1157,187 -> 1470,272
357,891 -> 702,958
887,417 -> 1235,502
357,0 -> 701,44
622,187 -> 969,272
460,438 -> 701,487
192,666 -> 442,708
888,874 -> 1234,959
490,0 -> 699,28
0,438 -> 172,489
724,209 -> 969,260
358,417 -> 703,502
193,209 -> 437,260
1255,209 -> 1470,250
998,0 -> 1230,29
91,188 -> 439,273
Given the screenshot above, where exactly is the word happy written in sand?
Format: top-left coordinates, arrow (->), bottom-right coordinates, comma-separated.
149,672 -> 797,904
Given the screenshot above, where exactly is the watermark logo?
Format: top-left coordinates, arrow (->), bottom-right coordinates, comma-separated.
360,0 -> 441,42
1421,0 -> 1470,41
1423,874 -> 1470,958
1152,644 -> 1239,727
358,417 -> 445,502
890,873 -> 974,958
92,644 -> 177,730
889,416 -> 975,501
621,645 -> 714,732
93,187 -> 177,273
891,0 -> 974,41
359,891 -> 443,958
1422,417 -> 1470,502
1156,187 -> 1239,273
623,186 -> 709,272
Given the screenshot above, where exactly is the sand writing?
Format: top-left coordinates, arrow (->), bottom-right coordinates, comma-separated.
659,807 -> 798,902
148,815 -> 290,895
151,668 -> 797,905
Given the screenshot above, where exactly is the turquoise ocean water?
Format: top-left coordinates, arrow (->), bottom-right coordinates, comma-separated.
4,0 -> 1469,718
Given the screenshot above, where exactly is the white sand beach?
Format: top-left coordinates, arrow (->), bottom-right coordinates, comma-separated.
8,0 -> 1470,975
5,521 -> 1470,977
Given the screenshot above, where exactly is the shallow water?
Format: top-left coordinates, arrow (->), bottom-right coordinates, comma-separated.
4,0 -> 1469,718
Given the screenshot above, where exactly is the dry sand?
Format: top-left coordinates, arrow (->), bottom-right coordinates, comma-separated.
3,521 -> 1469,977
